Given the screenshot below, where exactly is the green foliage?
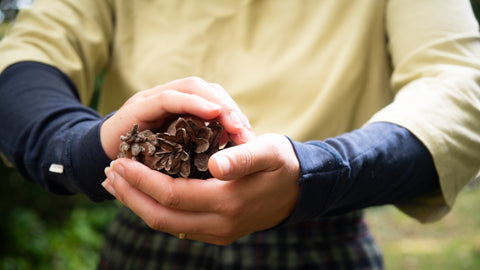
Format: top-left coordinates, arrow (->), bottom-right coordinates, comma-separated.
0,161 -> 119,270
472,0 -> 480,23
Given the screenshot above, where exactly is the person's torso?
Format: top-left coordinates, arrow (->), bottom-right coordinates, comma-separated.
100,0 -> 392,141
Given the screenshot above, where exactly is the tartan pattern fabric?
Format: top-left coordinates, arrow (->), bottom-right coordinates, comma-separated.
98,207 -> 384,270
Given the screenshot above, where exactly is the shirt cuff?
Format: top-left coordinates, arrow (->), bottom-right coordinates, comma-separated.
282,122 -> 439,225
70,118 -> 114,201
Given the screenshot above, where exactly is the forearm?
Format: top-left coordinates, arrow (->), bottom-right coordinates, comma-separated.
286,122 -> 440,222
0,61 -> 113,201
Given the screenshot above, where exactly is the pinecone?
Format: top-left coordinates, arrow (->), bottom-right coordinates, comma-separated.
117,116 -> 225,179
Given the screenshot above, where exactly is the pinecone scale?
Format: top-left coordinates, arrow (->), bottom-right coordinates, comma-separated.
117,116 -> 225,179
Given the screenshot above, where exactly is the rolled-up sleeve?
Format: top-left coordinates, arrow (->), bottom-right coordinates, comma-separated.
0,62 -> 114,201
369,0 -> 480,222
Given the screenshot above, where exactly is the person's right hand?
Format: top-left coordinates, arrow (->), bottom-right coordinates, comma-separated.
100,77 -> 255,160
103,133 -> 300,245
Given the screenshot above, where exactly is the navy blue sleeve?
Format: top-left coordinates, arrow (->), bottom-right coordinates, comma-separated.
285,122 -> 440,223
0,61 -> 114,201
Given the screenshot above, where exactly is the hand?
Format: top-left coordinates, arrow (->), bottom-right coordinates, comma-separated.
102,134 -> 301,245
100,77 -> 254,159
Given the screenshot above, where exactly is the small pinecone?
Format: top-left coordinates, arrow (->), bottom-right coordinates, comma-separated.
117,116 -> 224,179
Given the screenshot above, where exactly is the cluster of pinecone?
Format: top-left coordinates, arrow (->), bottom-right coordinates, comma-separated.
117,116 -> 224,179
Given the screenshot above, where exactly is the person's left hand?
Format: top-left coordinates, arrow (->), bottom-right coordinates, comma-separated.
103,133 -> 300,245
100,77 -> 254,160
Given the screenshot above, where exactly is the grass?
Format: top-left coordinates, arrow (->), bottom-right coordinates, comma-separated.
366,183 -> 480,270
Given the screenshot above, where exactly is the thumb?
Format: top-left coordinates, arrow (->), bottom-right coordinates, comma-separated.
208,135 -> 279,180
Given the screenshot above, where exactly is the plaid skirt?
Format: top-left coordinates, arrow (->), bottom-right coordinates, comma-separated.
98,207 -> 383,270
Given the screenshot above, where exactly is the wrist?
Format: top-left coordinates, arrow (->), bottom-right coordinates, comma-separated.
71,119 -> 114,201
100,112 -> 121,160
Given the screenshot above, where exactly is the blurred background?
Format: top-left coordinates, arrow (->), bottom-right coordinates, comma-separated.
0,1 -> 118,269
0,0 -> 479,269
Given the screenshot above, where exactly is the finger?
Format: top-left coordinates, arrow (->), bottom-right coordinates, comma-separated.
229,128 -> 256,145
207,83 -> 250,129
207,83 -> 255,145
102,171 -> 241,245
209,134 -> 290,180
159,78 -> 241,121
137,78 -> 255,143
163,78 -> 240,117
108,90 -> 222,134
100,90 -> 223,159
158,78 -> 254,138
134,90 -> 222,126
109,158 -> 227,212
104,165 -> 235,238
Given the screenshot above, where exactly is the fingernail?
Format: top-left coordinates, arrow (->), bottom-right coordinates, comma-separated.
240,114 -> 253,130
229,111 -> 244,130
112,160 -> 125,178
102,180 -> 116,195
240,129 -> 255,142
215,155 -> 231,176
105,167 -> 115,184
